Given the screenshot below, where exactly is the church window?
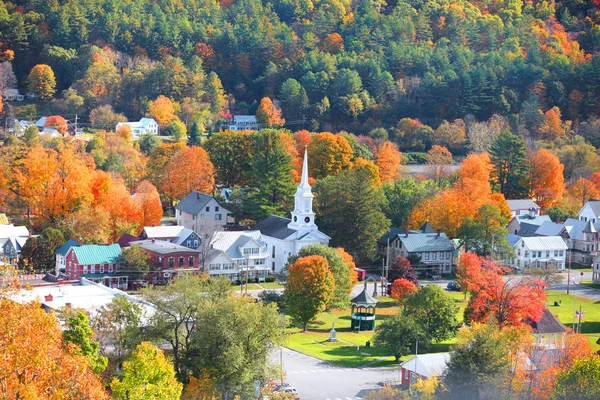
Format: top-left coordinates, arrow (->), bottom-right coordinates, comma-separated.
272,246 -> 275,258
304,217 -> 310,223
294,216 -> 297,222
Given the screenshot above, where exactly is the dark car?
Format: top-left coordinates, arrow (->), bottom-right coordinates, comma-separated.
447,281 -> 461,291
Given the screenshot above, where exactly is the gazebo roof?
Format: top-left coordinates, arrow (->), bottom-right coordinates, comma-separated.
351,288 -> 378,306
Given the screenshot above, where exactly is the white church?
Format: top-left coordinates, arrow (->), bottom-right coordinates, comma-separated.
254,149 -> 330,272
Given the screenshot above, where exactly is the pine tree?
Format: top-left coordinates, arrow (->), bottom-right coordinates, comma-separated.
489,131 -> 530,199
188,121 -> 201,147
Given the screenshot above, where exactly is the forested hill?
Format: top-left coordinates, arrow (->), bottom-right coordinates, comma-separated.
1,0 -> 600,134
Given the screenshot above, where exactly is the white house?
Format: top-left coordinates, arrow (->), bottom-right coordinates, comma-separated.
507,214 -> 552,236
175,192 -> 231,232
205,230 -> 271,281
592,253 -> 600,283
116,118 -> 159,136
228,115 -> 259,131
578,199 -> 600,223
3,89 -> 24,101
506,199 -> 541,218
254,149 -> 330,272
0,224 -> 29,264
510,236 -> 568,270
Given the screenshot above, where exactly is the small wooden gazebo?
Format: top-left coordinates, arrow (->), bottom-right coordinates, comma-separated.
350,283 -> 378,331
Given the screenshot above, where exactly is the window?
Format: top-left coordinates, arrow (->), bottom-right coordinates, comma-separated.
252,248 -> 259,254
223,262 -> 234,270
410,372 -> 417,384
255,258 -> 266,265
272,246 -> 276,258
193,240 -> 199,247
215,206 -> 220,212
179,257 -> 184,267
517,260 -> 520,267
100,265 -> 104,273
538,251 -> 542,257
91,265 -> 96,274
158,256 -> 163,264
243,248 -> 251,255
525,251 -> 529,257
446,252 -> 451,260
532,252 -> 536,258
560,250 -> 564,256
546,251 -> 550,257
272,262 -> 275,270
554,250 -> 558,257
186,240 -> 191,247
405,369 -> 409,379
521,241 -> 524,247
425,252 -> 430,260
169,257 -> 174,268
189,257 -> 194,267
215,214 -> 222,221
83,265 -> 88,274
209,263 -> 221,271
109,264 -> 113,273
206,206 -> 210,212
432,252 -> 437,260
518,249 -> 521,256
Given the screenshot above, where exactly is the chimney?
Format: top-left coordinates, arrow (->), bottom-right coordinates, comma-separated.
437,229 -> 441,238
529,207 -> 535,218
405,229 -> 409,238
151,238 -> 155,244
78,239 -> 83,246
44,294 -> 53,302
196,192 -> 200,200
65,303 -> 72,308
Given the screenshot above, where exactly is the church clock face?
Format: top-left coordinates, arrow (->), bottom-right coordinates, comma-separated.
304,216 -> 310,223
293,216 -> 297,222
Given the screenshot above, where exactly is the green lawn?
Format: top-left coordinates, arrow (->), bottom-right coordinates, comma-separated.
580,280 -> 600,290
232,283 -> 262,291
544,290 -> 600,347
260,281 -> 284,289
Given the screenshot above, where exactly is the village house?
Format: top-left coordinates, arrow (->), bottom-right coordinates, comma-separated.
509,236 -> 568,270
507,212 -> 552,236
139,226 -> 201,250
129,239 -> 201,285
400,353 -> 451,388
2,88 -> 24,101
204,230 -> 271,281
55,239 -> 81,275
64,244 -> 127,289
175,191 -> 232,232
116,118 -> 159,136
0,224 -> 30,265
254,149 -> 330,272
506,199 -> 541,218
377,223 -> 455,274
228,115 -> 259,131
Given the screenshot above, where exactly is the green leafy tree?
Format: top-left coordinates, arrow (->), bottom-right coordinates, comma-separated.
203,131 -> 252,187
18,228 -> 66,273
373,313 -> 427,362
404,284 -> 458,342
62,309 -> 108,374
111,342 -> 182,400
489,131 -> 530,199
167,119 -> 187,142
553,354 -> 600,400
279,78 -> 308,118
23,125 -> 40,146
204,72 -> 227,115
458,204 -> 512,259
314,164 -> 390,263
286,244 -> 355,309
246,130 -> 296,219
117,245 -> 152,281
285,255 -> 335,331
138,134 -> 161,155
383,178 -> 439,228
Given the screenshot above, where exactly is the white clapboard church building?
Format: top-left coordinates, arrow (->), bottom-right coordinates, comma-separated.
255,149 -> 330,272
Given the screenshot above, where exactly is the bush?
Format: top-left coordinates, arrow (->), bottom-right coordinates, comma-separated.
258,290 -> 286,310
265,275 -> 276,283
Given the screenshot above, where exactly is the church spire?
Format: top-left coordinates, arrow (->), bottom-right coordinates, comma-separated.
299,147 -> 310,188
288,146 -> 316,232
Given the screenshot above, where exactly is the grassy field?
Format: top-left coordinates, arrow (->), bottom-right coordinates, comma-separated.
260,281 -> 284,289
544,290 -> 600,348
580,280 -> 600,290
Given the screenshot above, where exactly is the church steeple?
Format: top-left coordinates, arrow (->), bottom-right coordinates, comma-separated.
288,147 -> 317,232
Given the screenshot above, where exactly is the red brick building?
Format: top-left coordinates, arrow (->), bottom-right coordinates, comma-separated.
64,244 -> 128,289
130,239 -> 201,285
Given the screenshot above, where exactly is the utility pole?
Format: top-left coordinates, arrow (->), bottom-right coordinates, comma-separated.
74,114 -> 78,135
412,340 -> 419,387
567,249 -> 572,294
386,237 -> 390,285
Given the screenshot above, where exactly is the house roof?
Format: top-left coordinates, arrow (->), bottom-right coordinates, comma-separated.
518,222 -> 542,237
507,199 -> 540,210
516,215 -> 551,226
173,229 -> 196,245
0,213 -> 8,225
584,220 -> 597,233
535,222 -> 567,237
233,115 -> 257,123
175,191 -> 229,215
420,221 -> 435,234
583,200 -> 600,218
70,244 -> 122,265
116,233 -> 141,248
0,224 -> 29,239
377,227 -> 405,245
517,236 -> 568,251
209,230 -> 264,260
351,287 -> 378,306
35,116 -> 47,127
55,239 -> 80,256
142,225 -> 187,239
506,234 -> 521,247
5,236 -> 28,251
527,309 -> 568,335
401,353 -> 452,378
399,232 -> 455,253
254,215 -> 298,240
139,118 -> 156,127
130,240 -> 200,255
564,218 -> 588,241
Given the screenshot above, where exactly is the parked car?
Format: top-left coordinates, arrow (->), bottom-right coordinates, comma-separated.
447,281 -> 461,291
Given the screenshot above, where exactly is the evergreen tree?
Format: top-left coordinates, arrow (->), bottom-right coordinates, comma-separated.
489,131 -> 530,198
188,121 -> 201,146
246,130 -> 296,220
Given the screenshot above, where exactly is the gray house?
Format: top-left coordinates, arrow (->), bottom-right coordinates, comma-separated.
175,191 -> 232,233
139,226 -> 201,250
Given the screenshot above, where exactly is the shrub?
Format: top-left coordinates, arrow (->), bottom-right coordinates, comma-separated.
265,275 -> 276,283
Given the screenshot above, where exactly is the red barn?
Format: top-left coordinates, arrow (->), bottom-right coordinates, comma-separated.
130,239 -> 201,285
400,353 -> 451,388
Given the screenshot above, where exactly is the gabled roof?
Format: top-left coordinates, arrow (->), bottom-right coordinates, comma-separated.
583,220 -> 597,234
515,215 -> 551,226
116,233 -> 140,248
583,200 -> 600,219
209,230 -> 264,259
506,234 -> 521,247
506,199 -> 540,210
377,227 -> 405,245
141,225 -> 186,239
139,118 -> 156,127
399,232 -> 454,253
254,215 -> 297,240
351,287 -> 378,306
527,309 -> 568,335
564,218 -> 588,241
70,244 -> 122,265
0,224 -> 29,239
517,236 -> 568,251
518,222 -> 542,237
0,213 -> 8,225
35,116 -> 47,127
173,229 -> 197,246
401,353 -> 451,378
5,237 -> 28,251
535,222 -> 567,237
55,239 -> 80,256
130,240 -> 200,255
420,221 -> 435,233
175,191 -> 230,215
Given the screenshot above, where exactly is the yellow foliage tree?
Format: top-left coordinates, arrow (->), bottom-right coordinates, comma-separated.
149,95 -> 177,129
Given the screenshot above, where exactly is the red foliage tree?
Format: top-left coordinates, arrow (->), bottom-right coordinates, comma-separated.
44,115 -> 68,134
388,256 -> 418,284
390,278 -> 418,305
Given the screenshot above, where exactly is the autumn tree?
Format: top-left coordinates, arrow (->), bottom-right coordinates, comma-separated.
528,149 -> 565,209
433,119 -> 466,152
89,104 -> 126,129
0,299 -> 107,399
44,115 -> 68,134
285,255 -> 335,331
390,278 -> 418,305
286,244 -> 356,309
308,132 -> 354,179
426,145 -> 452,183
134,180 -> 163,227
565,177 -> 600,208
111,342 -> 183,400
161,146 -> 215,205
322,33 -> 345,54
149,95 -> 176,129
540,106 -> 568,141
553,355 -> 600,400
376,141 -> 402,183
117,245 -> 153,281
27,64 -> 56,100
388,256 -> 418,284
256,97 -> 285,128
61,309 -> 108,374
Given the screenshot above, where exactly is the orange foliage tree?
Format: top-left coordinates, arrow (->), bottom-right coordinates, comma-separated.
161,146 -> 215,205
308,132 -> 353,179
294,130 -> 312,157
44,115 -> 69,134
376,141 -> 402,183
390,278 -> 418,305
256,97 -> 285,128
96,176 -> 143,240
425,145 -> 452,182
149,95 -> 176,129
322,33 -> 345,54
134,180 -> 163,227
529,149 -> 565,208
0,299 -> 107,399
566,177 -> 600,208
540,106 -> 567,141
279,132 -> 302,183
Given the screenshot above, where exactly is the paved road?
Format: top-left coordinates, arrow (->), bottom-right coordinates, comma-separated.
271,348 -> 397,400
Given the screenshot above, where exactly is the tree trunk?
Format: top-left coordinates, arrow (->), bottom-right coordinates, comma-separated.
303,322 -> 307,332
